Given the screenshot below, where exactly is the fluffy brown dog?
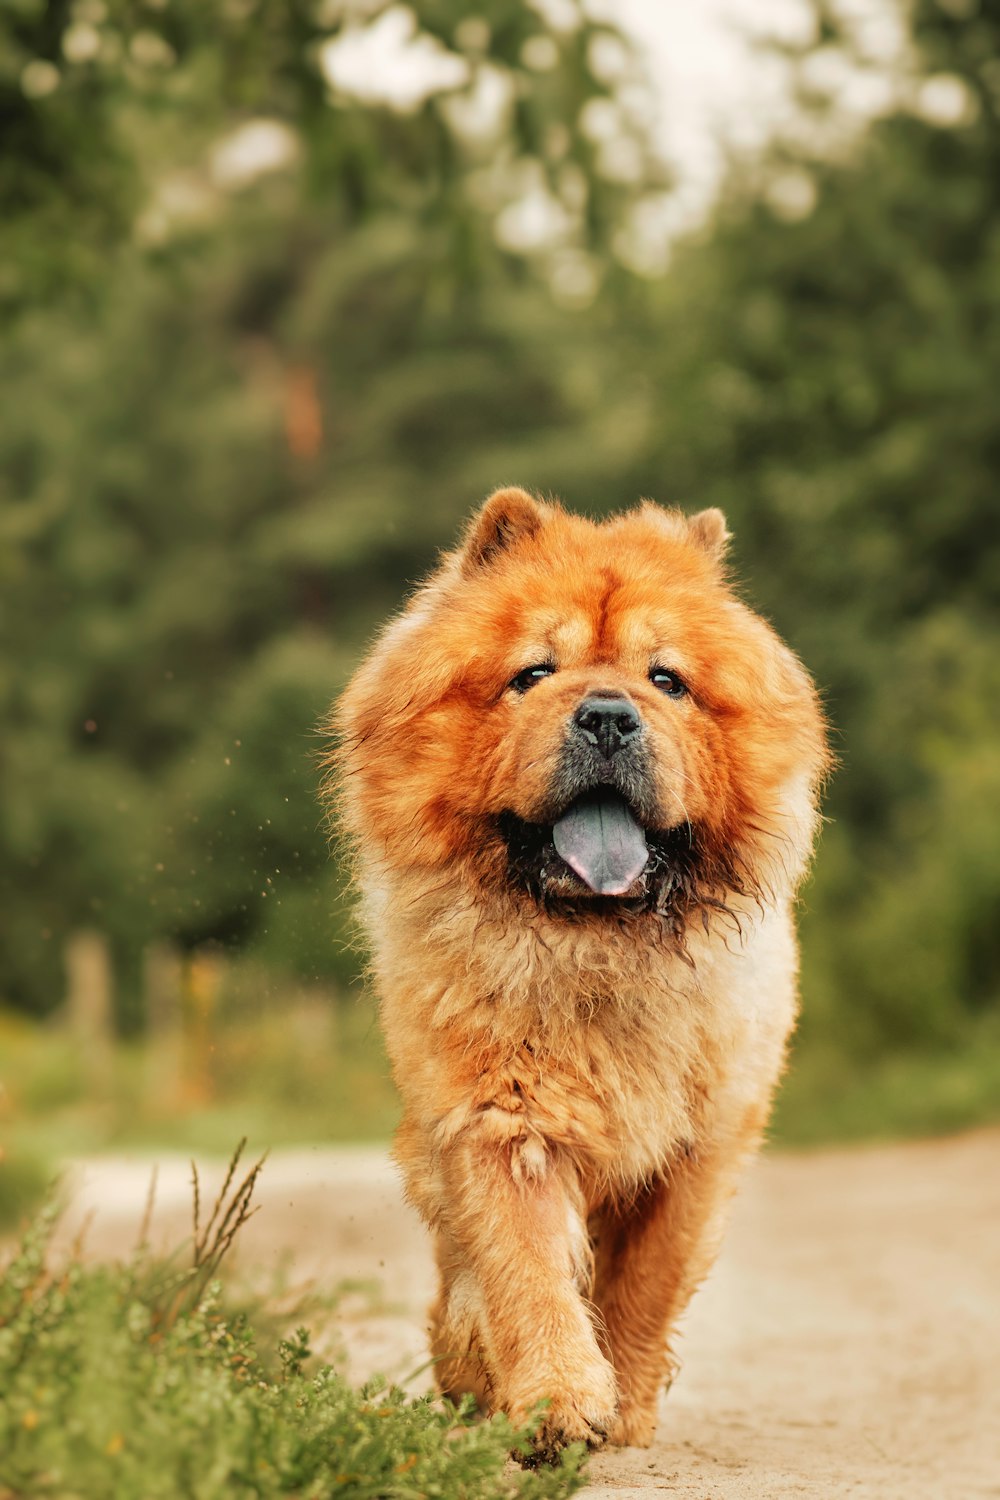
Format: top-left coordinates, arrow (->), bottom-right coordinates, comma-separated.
332,488 -> 828,1458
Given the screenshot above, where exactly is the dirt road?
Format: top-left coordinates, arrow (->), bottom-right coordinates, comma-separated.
61,1131 -> 1000,1500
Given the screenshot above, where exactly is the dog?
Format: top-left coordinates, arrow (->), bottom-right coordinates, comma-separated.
330,488 -> 828,1458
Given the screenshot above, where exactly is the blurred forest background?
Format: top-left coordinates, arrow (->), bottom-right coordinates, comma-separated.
2,0 -> 999,1213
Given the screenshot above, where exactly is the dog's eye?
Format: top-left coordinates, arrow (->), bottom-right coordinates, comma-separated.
650,667 -> 688,698
510,664 -> 556,694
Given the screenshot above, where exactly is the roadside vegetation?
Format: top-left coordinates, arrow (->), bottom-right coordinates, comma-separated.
0,1145 -> 586,1500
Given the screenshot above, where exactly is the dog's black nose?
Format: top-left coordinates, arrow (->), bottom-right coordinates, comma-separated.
574,695 -> 642,759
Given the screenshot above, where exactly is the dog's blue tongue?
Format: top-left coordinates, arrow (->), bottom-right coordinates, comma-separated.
552,791 -> 648,896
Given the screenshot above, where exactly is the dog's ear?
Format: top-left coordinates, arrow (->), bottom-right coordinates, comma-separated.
686,507 -> 730,563
460,487 -> 548,575
636,502 -> 731,565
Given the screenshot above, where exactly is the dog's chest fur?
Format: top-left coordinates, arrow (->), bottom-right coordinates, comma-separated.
363,871 -> 798,1204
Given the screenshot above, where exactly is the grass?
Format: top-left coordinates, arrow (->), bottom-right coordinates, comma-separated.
772,1015 -> 1000,1146
0,998 -> 400,1227
0,1144 -> 588,1500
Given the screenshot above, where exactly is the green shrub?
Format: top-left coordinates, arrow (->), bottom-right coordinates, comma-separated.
0,1149 -> 587,1499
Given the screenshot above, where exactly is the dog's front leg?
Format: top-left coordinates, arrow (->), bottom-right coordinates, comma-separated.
432,1114 -> 617,1457
592,1141 -> 748,1448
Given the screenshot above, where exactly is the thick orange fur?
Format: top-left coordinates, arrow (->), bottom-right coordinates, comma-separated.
328,489 -> 828,1457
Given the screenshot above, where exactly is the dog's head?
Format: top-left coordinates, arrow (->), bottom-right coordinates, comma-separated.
334,489 -> 828,933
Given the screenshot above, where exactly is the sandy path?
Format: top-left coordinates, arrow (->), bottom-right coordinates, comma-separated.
59,1131 -> 1000,1500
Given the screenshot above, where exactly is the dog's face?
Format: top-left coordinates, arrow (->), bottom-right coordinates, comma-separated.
336,490 -> 828,931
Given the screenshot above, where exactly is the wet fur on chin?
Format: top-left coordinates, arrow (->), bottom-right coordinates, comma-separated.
497,810 -> 766,954
327,489 -> 829,1458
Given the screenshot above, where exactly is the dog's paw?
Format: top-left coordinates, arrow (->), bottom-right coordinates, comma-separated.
606,1403 -> 659,1448
513,1364 -> 619,1465
532,1402 -> 613,1461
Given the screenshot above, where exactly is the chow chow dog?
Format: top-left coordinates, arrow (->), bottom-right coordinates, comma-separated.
331,488 -> 827,1458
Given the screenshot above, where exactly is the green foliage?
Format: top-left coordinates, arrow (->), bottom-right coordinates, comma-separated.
0,988 -> 399,1175
0,1199 -> 587,1498
772,1012 -> 1000,1147
1,0 -> 659,308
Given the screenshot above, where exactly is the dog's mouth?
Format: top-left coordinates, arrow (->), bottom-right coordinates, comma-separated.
498,791 -> 758,934
550,789 -> 649,896
499,790 -> 659,904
